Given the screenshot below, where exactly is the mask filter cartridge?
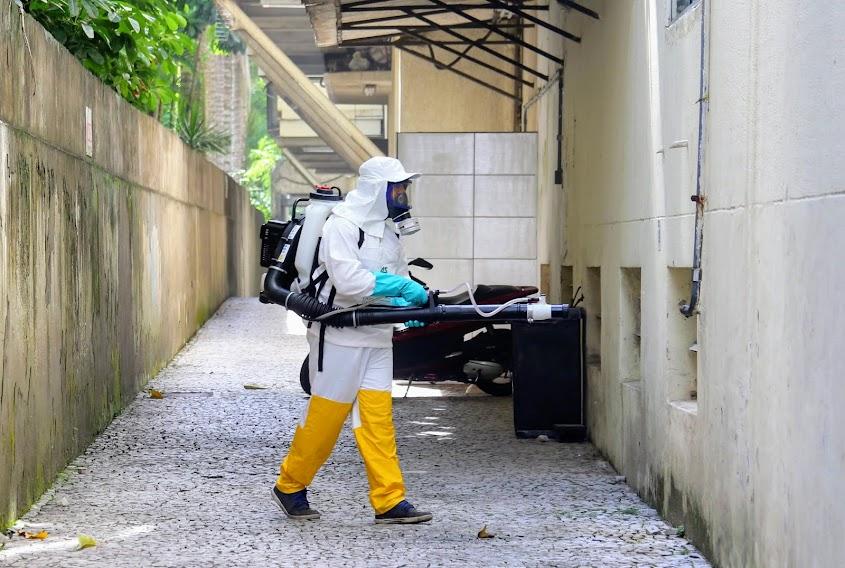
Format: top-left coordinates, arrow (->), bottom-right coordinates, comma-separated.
393,211 -> 421,236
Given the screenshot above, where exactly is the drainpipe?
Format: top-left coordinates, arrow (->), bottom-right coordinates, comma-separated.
680,0 -> 709,317
554,63 -> 564,185
521,67 -> 562,132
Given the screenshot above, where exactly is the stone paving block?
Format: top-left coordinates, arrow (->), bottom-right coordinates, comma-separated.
0,298 -> 710,568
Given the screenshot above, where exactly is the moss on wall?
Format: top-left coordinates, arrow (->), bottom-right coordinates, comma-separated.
0,7 -> 261,530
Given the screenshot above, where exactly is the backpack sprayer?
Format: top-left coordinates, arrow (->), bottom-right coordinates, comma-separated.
258,186 -> 577,327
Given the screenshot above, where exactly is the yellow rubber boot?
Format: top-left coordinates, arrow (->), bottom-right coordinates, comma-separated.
276,396 -> 352,493
353,390 -> 406,514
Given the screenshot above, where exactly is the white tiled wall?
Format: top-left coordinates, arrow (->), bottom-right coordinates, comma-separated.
474,175 -> 536,217
474,218 -> 537,259
474,133 -> 538,175
474,259 -> 538,287
402,217 -> 473,259
410,175 -> 474,217
398,133 -> 475,174
398,132 -> 538,289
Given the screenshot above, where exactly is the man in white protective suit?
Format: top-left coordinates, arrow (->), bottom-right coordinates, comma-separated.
271,156 -> 433,524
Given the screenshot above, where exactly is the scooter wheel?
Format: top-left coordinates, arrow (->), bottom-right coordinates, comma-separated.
300,356 -> 311,395
475,375 -> 513,396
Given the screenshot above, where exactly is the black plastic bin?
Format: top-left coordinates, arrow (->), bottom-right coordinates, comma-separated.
511,308 -> 587,442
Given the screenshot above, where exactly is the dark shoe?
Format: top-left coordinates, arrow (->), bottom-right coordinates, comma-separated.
271,486 -> 321,520
374,500 -> 433,524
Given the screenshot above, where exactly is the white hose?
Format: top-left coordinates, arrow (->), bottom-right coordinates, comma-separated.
442,282 -> 536,318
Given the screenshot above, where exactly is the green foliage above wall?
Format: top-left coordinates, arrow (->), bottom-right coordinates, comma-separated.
15,0 -> 243,152
18,0 -> 193,113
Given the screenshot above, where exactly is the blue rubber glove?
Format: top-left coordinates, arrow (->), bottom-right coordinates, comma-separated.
371,272 -> 429,306
404,320 -> 425,328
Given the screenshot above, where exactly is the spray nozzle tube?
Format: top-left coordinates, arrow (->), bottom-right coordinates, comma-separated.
261,265 -> 578,327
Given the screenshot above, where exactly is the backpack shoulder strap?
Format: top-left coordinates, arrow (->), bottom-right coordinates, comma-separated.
316,228 -> 365,372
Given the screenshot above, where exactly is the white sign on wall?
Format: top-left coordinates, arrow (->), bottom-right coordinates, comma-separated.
85,106 -> 93,157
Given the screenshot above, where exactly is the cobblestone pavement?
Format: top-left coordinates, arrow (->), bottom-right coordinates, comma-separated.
1,298 -> 709,567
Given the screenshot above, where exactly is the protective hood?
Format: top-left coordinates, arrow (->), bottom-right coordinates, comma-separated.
332,157 -> 420,238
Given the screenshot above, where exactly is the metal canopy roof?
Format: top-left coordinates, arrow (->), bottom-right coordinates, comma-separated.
303,0 -> 598,98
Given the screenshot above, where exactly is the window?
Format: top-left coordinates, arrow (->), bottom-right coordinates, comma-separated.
669,0 -> 698,23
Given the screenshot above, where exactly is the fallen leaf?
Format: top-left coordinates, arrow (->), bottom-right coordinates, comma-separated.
17,530 -> 48,540
76,534 -> 96,550
477,525 -> 495,539
149,389 -> 164,399
243,384 -> 268,390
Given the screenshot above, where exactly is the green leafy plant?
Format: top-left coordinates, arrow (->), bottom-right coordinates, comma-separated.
175,107 -> 230,153
239,135 -> 283,220
19,0 -> 194,113
246,65 -> 269,151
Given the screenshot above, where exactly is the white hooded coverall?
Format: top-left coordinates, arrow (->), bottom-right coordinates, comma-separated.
275,157 -> 418,514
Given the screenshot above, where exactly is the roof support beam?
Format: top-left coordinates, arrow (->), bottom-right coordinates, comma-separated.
425,0 -> 570,60
216,0 -> 382,168
557,0 -> 599,19
398,29 -> 533,86
395,44 -> 521,101
342,7 -> 451,26
398,9 -> 547,80
344,3 -> 549,11
483,0 -> 580,42
342,37 -> 516,45
341,21 -> 532,30
341,0 -> 403,8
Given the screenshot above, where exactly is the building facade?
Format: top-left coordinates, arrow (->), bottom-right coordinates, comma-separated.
388,1 -> 844,565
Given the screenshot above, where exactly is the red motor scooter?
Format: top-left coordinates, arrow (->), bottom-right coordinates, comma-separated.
299,258 -> 538,396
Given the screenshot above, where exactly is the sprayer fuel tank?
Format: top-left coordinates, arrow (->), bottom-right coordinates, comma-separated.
293,188 -> 342,291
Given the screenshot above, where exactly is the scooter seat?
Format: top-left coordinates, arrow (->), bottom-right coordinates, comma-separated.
437,291 -> 471,305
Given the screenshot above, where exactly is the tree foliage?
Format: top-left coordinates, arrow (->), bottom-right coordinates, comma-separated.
176,107 -> 231,153
19,0 -> 193,113
239,135 -> 282,220
17,0 -> 243,152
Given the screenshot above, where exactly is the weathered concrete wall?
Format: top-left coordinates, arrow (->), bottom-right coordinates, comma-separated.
529,0 -> 845,565
389,35 -> 520,155
0,7 -> 262,527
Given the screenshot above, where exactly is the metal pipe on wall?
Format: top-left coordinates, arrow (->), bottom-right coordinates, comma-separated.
521,67 -> 562,131
681,0 -> 709,317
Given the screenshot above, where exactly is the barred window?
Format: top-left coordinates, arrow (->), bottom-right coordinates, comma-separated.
670,0 -> 697,22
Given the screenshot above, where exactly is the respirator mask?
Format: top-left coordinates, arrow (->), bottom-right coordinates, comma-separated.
386,180 -> 421,236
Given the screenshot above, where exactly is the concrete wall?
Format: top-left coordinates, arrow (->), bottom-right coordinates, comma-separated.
397,132 -> 538,290
0,7 -> 262,528
529,0 -> 845,565
388,37 -> 520,155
